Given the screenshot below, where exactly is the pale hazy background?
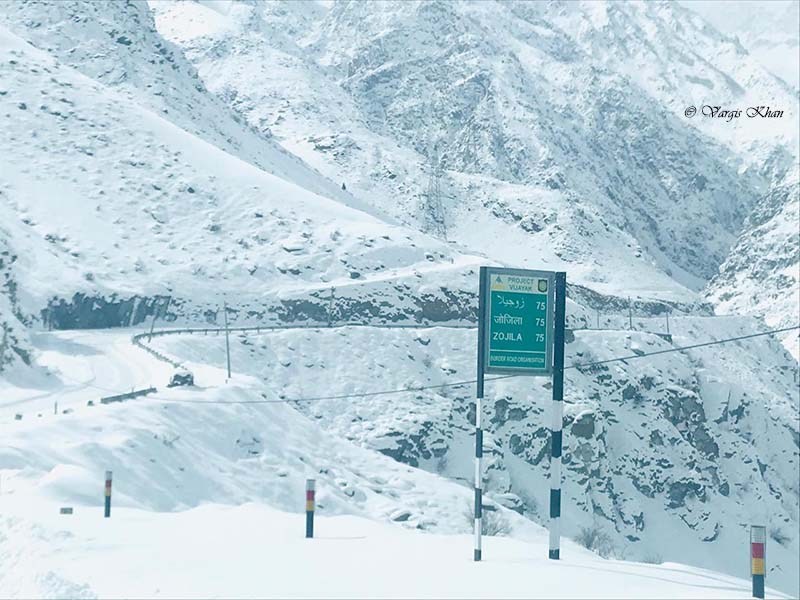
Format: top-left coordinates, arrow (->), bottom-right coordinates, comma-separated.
680,0 -> 800,88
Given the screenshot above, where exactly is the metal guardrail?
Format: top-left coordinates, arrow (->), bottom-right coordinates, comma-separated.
99,387 -> 158,404
131,321 -> 478,368
131,318 -> 684,370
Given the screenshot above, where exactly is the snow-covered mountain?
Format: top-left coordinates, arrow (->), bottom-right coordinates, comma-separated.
0,15 -> 481,332
681,0 -> 800,90
0,0 -> 366,206
0,1 -> 797,597
151,0 -> 799,347
707,166 -> 800,358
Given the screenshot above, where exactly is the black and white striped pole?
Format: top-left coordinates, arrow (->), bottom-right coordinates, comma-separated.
474,392 -> 483,561
474,267 -> 487,562
548,272 -> 567,560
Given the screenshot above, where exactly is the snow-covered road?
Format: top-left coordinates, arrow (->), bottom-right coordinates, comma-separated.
0,329 -> 174,422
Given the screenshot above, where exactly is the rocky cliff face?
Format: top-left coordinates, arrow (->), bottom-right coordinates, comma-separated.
0,221 -> 32,374
706,167 -> 800,358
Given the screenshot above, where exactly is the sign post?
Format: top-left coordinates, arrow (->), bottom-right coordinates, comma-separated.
474,268 -> 487,561
549,272 -> 567,559
751,525 -> 766,598
476,267 -> 564,561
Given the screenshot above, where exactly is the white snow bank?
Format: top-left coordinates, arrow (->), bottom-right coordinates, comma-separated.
0,501 -> 789,599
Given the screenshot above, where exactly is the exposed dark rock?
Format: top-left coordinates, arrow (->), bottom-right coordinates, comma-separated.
667,480 -> 705,509
572,411 -> 596,439
43,293 -> 173,329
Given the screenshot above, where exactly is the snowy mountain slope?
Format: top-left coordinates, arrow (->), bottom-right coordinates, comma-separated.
0,327 -> 793,599
0,0 -> 366,210
151,0 -> 790,299
0,22 -> 483,333
680,0 -> 800,90
150,318 -> 800,596
707,167 -> 800,359
2,368 -> 511,534
0,2 -> 796,597
538,0 -> 798,178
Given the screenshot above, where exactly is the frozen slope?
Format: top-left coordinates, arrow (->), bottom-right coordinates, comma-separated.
0,23 -> 480,327
151,0 -> 795,299
0,0 -> 362,210
151,319 -> 800,596
0,328 -> 792,599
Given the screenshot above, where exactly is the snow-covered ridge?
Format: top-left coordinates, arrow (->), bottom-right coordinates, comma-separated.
0,19 -> 482,332
0,0 -> 368,211
152,0 -> 796,295
680,0 -> 800,91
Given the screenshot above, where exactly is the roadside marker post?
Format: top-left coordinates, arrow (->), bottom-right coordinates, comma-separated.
751,525 -> 766,598
305,479 -> 315,538
476,266 -> 563,561
104,470 -> 112,518
223,301 -> 231,380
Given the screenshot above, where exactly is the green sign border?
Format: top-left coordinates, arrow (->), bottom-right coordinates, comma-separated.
479,267 -> 555,376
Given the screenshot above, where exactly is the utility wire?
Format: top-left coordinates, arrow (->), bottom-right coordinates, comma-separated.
564,325 -> 800,370
127,324 -> 799,406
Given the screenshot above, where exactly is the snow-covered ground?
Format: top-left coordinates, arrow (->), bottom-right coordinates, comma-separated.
0,327 -> 793,599
2,322 -> 797,596
147,319 -> 800,596
1,502 -> 791,599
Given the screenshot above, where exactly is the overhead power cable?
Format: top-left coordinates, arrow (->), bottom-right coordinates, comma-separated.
123,324 -> 798,406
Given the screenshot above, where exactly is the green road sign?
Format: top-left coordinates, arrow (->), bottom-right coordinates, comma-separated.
479,267 -> 555,375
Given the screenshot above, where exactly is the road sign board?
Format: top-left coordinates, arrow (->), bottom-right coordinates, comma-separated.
479,267 -> 555,375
